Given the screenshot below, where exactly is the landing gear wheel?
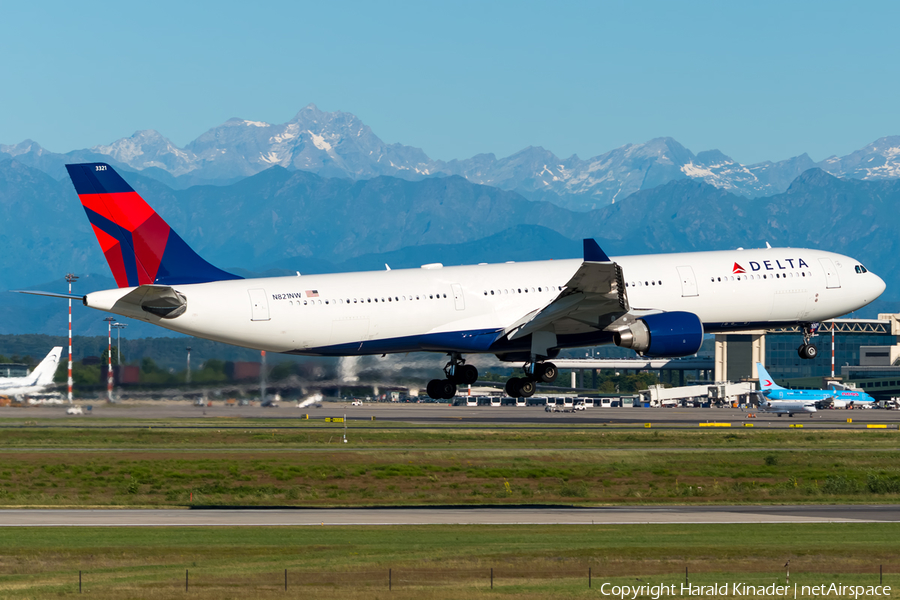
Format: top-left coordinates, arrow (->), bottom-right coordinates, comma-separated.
505,377 -> 522,398
454,364 -> 478,385
537,362 -> 558,383
798,344 -> 818,360
426,379 -> 443,400
438,380 -> 457,400
518,379 -> 536,398
798,323 -> 820,360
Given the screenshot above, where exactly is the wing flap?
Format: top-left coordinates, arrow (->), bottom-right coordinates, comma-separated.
506,242 -> 630,340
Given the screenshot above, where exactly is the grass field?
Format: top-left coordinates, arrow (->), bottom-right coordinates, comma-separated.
0,423 -> 899,506
1,423 -> 899,598
0,524 -> 897,598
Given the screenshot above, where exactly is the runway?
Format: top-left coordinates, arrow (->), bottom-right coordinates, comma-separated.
8,402 -> 900,429
1,505 -> 897,526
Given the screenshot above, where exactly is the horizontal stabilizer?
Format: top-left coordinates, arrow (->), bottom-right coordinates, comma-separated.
13,290 -> 84,300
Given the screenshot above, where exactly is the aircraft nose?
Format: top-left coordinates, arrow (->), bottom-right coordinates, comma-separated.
872,272 -> 887,299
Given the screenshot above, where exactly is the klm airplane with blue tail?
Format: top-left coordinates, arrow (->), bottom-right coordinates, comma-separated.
756,363 -> 876,416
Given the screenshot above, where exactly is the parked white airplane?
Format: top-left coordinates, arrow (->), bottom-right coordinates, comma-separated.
755,363 -> 818,417
0,347 -> 62,397
19,164 -> 886,400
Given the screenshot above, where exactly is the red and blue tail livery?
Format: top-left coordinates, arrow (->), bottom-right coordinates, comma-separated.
65,163 -> 241,287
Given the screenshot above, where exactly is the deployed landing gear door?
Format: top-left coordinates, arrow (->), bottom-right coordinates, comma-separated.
676,266 -> 699,297
452,283 -> 465,311
248,288 -> 270,321
818,258 -> 841,289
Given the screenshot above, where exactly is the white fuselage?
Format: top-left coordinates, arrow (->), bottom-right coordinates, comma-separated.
758,399 -> 818,415
84,247 -> 885,358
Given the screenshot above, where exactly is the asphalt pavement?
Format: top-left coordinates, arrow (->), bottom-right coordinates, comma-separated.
6,401 -> 900,429
0,505 -> 896,526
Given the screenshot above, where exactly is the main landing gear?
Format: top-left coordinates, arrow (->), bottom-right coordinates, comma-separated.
505,361 -> 558,398
797,322 -> 820,360
426,353 -> 478,400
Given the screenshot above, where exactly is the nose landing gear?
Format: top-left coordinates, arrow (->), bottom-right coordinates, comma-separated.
426,353 -> 479,400
798,323 -> 820,360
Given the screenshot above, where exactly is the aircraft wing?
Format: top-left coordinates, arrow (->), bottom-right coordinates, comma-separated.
505,240 -> 631,340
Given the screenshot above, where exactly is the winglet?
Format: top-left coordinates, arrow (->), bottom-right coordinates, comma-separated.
583,239 -> 611,262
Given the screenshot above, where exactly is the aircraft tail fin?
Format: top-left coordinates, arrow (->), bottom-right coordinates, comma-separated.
30,347 -> 63,387
64,163 -> 242,288
756,363 -> 785,391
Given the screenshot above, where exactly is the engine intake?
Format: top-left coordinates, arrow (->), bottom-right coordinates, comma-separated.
613,311 -> 703,357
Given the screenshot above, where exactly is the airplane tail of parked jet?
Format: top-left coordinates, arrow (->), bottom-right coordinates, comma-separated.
756,363 -> 785,391
64,164 -> 242,287
29,347 -> 63,387
0,347 -> 62,395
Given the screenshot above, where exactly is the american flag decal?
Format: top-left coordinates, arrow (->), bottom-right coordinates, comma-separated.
306,290 -> 319,298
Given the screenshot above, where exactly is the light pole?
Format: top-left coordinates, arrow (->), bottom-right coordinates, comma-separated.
104,317 -> 115,402
831,320 -> 836,378
65,273 -> 78,404
186,347 -> 192,384
112,323 -> 127,366
260,350 -> 266,403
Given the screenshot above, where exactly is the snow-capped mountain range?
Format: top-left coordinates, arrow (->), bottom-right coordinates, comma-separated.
2,104 -> 899,210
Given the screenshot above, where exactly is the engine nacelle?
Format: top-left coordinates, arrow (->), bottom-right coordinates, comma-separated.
613,311 -> 704,357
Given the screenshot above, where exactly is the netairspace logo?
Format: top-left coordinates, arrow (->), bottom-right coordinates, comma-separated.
599,582 -> 892,599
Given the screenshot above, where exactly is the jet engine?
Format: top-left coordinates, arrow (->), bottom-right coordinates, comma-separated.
613,311 -> 703,357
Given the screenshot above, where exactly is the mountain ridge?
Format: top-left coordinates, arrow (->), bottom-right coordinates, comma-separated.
3,105 -> 900,210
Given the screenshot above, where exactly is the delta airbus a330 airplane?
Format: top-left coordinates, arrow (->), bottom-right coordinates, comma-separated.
21,163 -> 886,400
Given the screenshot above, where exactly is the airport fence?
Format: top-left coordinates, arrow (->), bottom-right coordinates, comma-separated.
67,562 -> 897,594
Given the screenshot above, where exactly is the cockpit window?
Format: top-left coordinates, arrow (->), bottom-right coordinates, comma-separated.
855,265 -> 869,274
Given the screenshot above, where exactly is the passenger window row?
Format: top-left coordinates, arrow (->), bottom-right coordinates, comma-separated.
482,286 -> 562,296
710,271 -> 813,283
625,280 -> 662,288
288,293 -> 449,307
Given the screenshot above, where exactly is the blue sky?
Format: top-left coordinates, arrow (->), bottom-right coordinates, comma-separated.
2,0 -> 898,164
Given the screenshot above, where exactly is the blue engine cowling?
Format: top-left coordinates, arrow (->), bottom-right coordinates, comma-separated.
613,311 -> 704,357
